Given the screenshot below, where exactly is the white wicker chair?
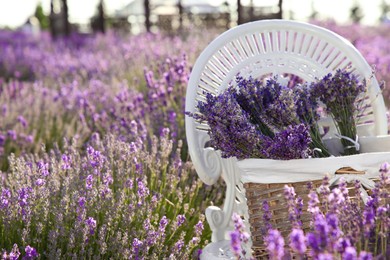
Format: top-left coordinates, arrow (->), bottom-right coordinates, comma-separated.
185,20 -> 387,259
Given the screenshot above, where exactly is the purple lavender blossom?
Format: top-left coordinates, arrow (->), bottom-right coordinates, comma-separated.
306,232 -> 321,253
230,230 -> 241,258
61,154 -> 72,170
25,135 -> 33,143
159,216 -> 169,233
85,217 -> 97,235
18,187 -> 32,209
174,239 -> 184,252
17,115 -> 28,128
289,228 -> 307,255
87,146 -> 104,170
190,88 -> 265,159
308,190 -> 320,215
24,245 -> 38,259
317,253 -> 333,260
335,237 -> 351,254
194,220 -> 204,236
137,179 -> 149,198
0,189 -> 11,209
9,244 -> 20,260
261,124 -> 312,160
7,130 -> 17,141
0,134 -> 5,146
85,175 -> 93,190
313,214 -> 330,250
234,76 -> 296,131
265,229 -> 285,260
343,246 -> 357,260
230,213 -> 251,258
358,251 -> 373,260
78,196 -> 86,208
284,185 -> 303,229
132,238 -> 143,257
176,214 -> 186,227
37,161 -> 49,177
262,200 -> 273,236
35,178 -> 45,186
311,69 -> 366,155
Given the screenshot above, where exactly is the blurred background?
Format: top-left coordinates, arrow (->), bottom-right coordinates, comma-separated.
1,0 -> 390,37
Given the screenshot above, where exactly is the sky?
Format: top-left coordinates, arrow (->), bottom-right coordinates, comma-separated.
0,0 -> 388,28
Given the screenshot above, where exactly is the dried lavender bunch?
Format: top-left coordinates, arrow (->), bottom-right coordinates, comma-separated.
188,89 -> 265,159
294,83 -> 331,157
261,124 -> 312,160
188,76 -> 321,160
235,76 -> 330,160
234,76 -> 298,134
312,70 -> 367,155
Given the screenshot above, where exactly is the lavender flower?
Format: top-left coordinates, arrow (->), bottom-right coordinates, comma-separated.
61,154 -> 72,170
37,161 -> 49,177
262,200 -> 273,235
343,246 -> 358,260
176,214 -> 186,227
85,174 -> 93,190
230,230 -> 241,258
9,244 -> 20,260
230,213 -> 251,258
358,251 -> 373,260
132,238 -> 143,257
0,189 -> 11,209
194,221 -> 204,236
17,115 -> 28,128
24,245 -> 38,259
85,217 -> 97,235
35,178 -> 46,186
263,123 -> 312,160
289,228 -> 307,255
7,130 -> 17,141
265,229 -> 285,260
0,134 -> 5,146
284,185 -> 302,228
190,88 -> 264,159
312,69 -> 366,155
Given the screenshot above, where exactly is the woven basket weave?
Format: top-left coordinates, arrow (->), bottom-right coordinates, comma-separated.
243,169 -> 386,259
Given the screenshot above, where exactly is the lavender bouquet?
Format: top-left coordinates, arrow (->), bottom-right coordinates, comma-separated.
188,69 -> 368,160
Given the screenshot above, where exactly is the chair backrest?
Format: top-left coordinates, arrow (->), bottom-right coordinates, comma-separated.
185,20 -> 387,244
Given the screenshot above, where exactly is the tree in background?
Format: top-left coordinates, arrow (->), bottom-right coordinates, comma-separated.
177,0 -> 183,30
34,3 -> 49,30
91,0 -> 106,33
237,0 -> 243,25
278,0 -> 283,19
49,0 -> 57,38
144,0 -> 151,32
61,0 -> 70,36
49,0 -> 70,39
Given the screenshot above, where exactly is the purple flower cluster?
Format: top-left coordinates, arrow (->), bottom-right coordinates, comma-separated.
260,163 -> 390,259
190,76 -> 317,160
229,212 -> 251,259
261,124 -> 312,160
190,89 -> 264,159
312,69 -> 367,155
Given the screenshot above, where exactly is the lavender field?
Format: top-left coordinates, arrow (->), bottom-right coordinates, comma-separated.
0,21 -> 389,259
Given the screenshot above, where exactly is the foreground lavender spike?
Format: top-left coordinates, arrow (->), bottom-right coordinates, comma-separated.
265,229 -> 285,260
